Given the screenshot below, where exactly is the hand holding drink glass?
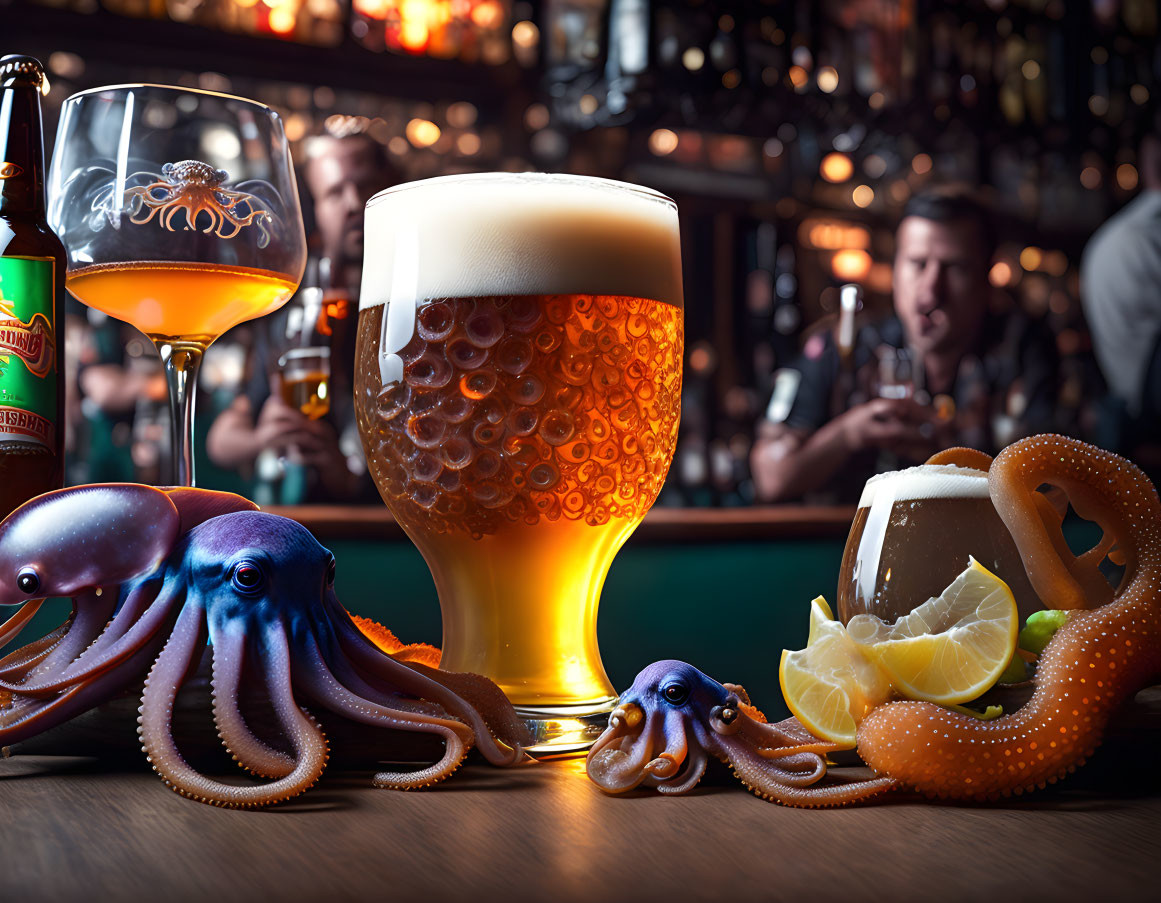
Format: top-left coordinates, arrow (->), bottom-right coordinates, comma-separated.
48,84 -> 307,485
354,174 -> 683,752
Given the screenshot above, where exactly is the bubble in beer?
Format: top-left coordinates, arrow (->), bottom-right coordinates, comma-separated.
355,293 -> 683,537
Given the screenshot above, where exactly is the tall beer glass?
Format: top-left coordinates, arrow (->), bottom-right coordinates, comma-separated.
837,465 -> 1041,625
353,174 -> 683,752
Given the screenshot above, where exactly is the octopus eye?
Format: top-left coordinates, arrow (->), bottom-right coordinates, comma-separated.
231,563 -> 264,594
661,683 -> 689,706
16,568 -> 40,595
325,557 -> 336,588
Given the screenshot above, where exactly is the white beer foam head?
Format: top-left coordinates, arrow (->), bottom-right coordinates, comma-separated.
359,173 -> 683,311
857,464 -> 990,509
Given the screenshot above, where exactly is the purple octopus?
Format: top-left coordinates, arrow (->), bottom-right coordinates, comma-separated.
0,484 -> 529,807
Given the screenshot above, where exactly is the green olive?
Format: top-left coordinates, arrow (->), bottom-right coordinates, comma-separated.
1018,609 -> 1070,655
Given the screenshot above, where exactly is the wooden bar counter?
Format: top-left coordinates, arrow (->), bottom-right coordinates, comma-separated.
1,749 -> 1158,902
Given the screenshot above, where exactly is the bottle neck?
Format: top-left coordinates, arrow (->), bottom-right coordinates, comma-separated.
0,85 -> 46,219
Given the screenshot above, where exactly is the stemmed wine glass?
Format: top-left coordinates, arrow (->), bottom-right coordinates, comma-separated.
48,84 -> 307,485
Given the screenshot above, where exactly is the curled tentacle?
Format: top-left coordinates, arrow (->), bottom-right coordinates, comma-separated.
725,739 -> 895,807
859,435 -> 1161,799
647,745 -> 708,795
210,625 -> 295,779
141,609 -> 329,808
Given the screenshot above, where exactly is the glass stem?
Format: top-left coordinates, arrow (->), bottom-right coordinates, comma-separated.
157,342 -> 204,487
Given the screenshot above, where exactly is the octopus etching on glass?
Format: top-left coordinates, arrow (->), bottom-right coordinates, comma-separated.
120,160 -> 272,246
0,484 -> 529,807
588,435 -> 1161,805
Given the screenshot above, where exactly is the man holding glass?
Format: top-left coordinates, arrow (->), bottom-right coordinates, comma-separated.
207,131 -> 398,501
751,189 -> 1058,503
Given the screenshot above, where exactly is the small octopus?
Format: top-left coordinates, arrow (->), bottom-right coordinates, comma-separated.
588,435 -> 1161,806
0,485 -> 529,808
586,660 -> 894,806
124,160 -> 272,247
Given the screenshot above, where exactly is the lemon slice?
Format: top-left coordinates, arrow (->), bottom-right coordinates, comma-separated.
780,597 -> 892,749
851,557 -> 1018,705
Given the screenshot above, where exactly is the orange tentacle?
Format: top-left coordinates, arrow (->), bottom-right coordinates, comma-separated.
858,435 -> 1161,799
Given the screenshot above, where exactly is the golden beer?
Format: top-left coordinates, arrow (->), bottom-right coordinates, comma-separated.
355,173 -> 683,750
836,465 -> 1041,625
66,260 -> 297,350
280,369 -> 331,420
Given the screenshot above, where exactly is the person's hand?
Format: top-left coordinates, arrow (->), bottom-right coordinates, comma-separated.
837,398 -> 941,460
253,395 -> 325,455
254,396 -> 360,499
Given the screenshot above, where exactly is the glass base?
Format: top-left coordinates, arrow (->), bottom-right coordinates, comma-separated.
516,698 -> 617,756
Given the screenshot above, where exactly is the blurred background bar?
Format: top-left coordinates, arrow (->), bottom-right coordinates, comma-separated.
8,0 -> 1157,506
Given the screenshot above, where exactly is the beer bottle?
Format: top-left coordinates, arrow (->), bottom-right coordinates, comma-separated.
0,55 -> 65,519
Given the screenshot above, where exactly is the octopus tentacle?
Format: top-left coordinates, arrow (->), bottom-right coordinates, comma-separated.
141,609 -> 329,808
0,621 -> 67,681
294,631 -> 474,740
649,745 -> 708,795
327,597 -> 526,765
0,599 -> 43,648
0,590 -> 117,693
858,435 -> 1161,799
292,633 -> 473,788
0,583 -> 180,695
738,714 -> 845,759
210,624 -> 295,779
725,740 -> 895,807
925,447 -> 994,471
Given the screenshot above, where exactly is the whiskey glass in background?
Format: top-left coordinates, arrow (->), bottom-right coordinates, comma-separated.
354,173 -> 684,753
48,84 -> 307,485
836,464 -> 1042,627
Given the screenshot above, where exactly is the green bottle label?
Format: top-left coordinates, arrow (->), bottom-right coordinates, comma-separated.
0,255 -> 56,448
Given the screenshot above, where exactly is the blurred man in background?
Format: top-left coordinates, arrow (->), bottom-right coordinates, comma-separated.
1081,105 -> 1161,474
207,131 -> 399,501
751,189 -> 1059,503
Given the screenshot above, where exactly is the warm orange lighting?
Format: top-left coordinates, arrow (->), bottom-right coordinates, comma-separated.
820,152 -> 854,183
832,249 -> 872,281
722,69 -> 741,89
1117,163 -> 1139,191
800,219 -> 871,251
1080,166 -> 1101,189
1042,250 -> 1068,277
1089,95 -> 1109,116
851,184 -> 874,208
889,180 -> 910,203
989,261 -> 1012,287
789,66 -> 808,89
284,113 -> 308,142
269,5 -> 297,32
911,153 -> 933,175
353,0 -> 389,16
868,91 -> 885,109
649,129 -> 679,156
512,20 -> 539,48
579,94 -> 599,115
689,345 -> 713,374
456,133 -> 481,155
817,66 -> 839,93
446,101 -> 477,128
1019,247 -> 1043,271
471,0 -> 503,28
406,118 -> 441,147
1021,60 -> 1041,79
1131,84 -> 1150,105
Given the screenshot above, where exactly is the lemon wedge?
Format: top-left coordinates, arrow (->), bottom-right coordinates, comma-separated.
779,597 -> 892,749
849,557 -> 1019,705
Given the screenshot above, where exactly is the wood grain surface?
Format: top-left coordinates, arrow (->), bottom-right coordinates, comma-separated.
1,751 -> 1157,903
